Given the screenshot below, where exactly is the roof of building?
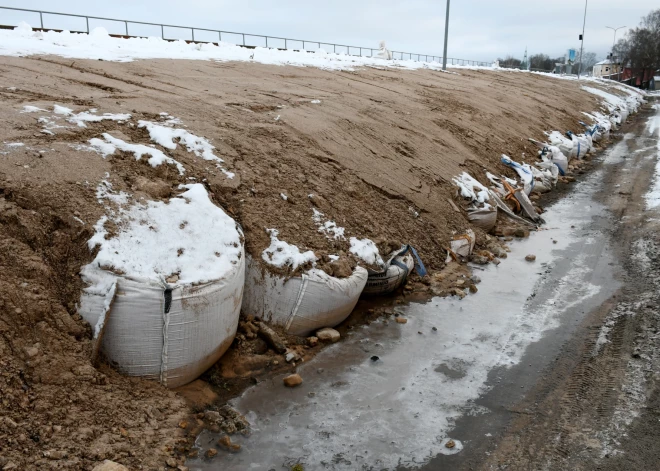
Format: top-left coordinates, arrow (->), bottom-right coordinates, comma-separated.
595,59 -> 613,66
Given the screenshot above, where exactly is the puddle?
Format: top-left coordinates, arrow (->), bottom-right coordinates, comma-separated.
188,158 -> 624,471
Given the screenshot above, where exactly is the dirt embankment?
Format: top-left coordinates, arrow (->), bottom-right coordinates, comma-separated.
0,56 -> 626,470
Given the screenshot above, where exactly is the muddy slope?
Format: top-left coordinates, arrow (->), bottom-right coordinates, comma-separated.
0,56 -> 626,470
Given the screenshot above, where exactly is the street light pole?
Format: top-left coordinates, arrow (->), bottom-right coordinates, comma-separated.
442,0 -> 450,71
605,25 -> 626,57
577,0 -> 588,79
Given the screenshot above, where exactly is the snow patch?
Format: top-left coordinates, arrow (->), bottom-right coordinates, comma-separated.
91,133 -> 186,174
349,237 -> 383,266
262,229 -> 317,269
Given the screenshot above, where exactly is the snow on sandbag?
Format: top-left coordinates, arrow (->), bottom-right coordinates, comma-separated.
242,255 -> 367,336
79,184 -> 244,388
501,155 -> 534,195
467,206 -> 497,231
363,245 -> 427,295
446,229 -> 476,263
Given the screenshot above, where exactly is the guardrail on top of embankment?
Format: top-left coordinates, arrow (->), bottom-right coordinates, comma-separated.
0,5 -> 493,67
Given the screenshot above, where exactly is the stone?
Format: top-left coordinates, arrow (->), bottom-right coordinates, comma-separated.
204,411 -> 221,423
218,435 -> 241,452
23,346 -> 39,358
470,275 -> 481,284
257,322 -> 287,354
471,255 -> 490,265
514,228 -> 529,238
445,439 -> 456,449
370,355 -> 380,362
283,374 -> 303,387
468,284 -> 478,293
285,351 -> 299,363
432,327 -> 438,331
166,457 -> 178,468
525,254 -> 536,262
316,327 -> 340,343
92,461 -> 129,471
205,449 -> 217,459
307,336 -> 318,347
395,317 -> 408,324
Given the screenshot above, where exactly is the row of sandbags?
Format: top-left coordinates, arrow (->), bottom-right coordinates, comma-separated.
453,91 -> 646,233
79,182 -> 426,388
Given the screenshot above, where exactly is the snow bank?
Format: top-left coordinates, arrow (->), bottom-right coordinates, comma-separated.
0,22 -> 465,71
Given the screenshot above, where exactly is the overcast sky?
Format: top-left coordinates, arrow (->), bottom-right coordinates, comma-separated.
2,1 -> 657,61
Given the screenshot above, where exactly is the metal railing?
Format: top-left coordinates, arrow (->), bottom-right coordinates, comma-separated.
0,6 -> 492,67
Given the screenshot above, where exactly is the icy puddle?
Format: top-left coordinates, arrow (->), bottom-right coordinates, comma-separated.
189,160 -> 622,470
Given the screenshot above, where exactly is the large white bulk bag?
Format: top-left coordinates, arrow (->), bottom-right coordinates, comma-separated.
364,250 -> 414,295
79,184 -> 244,388
243,256 -> 367,336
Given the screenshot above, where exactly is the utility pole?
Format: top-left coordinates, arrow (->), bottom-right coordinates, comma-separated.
577,0 -> 588,78
442,0 -> 450,71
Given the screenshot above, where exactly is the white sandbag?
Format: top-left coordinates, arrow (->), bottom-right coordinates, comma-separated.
468,206 -> 497,232
243,256 -> 368,336
79,184 -> 244,388
446,229 -> 476,263
544,145 -> 568,175
376,40 -> 393,60
536,160 -> 559,187
364,250 -> 414,295
529,165 -> 553,193
501,155 -> 534,195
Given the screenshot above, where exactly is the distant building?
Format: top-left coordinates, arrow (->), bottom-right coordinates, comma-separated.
651,76 -> 659,91
592,59 -> 621,78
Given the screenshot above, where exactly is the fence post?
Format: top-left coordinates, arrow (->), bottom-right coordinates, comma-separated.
333,44 -> 336,53
191,28 -> 195,41
86,17 -> 89,34
302,40 -> 305,49
242,33 -> 245,46
359,47 -> 362,56
124,21 -> 128,36
218,31 -> 221,42
285,38 -> 287,49
39,11 -> 43,29
318,42 -> 320,49
161,24 -> 164,39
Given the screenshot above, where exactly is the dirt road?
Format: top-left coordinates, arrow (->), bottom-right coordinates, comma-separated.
188,100 -> 660,470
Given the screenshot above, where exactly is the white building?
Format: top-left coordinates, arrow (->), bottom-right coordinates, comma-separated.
592,59 -> 620,78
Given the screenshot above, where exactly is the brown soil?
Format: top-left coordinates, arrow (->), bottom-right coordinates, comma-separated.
0,55 -> 628,470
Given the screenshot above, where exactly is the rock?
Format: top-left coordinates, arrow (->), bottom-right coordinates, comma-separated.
316,327 -> 340,343
285,351 -> 299,363
283,374 -> 303,387
468,284 -> 478,293
330,259 -> 353,278
370,355 -> 380,362
432,327 -> 438,331
395,317 -> 408,324
166,457 -> 178,468
133,176 -> 171,199
204,410 -> 221,423
445,439 -> 456,449
514,228 -> 529,238
178,466 -> 189,471
525,254 -> 536,262
205,449 -> 217,459
307,336 -> 318,347
257,322 -> 287,354
23,346 -> 39,358
553,240 -> 558,244
471,255 -> 490,265
454,279 -> 465,287
218,435 -> 241,452
92,461 -> 129,471
44,450 -> 67,460
470,275 -> 481,284
3,463 -> 18,471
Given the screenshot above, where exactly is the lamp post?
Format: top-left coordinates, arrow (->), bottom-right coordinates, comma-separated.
577,0 -> 588,78
442,0 -> 450,71
605,25 -> 626,56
